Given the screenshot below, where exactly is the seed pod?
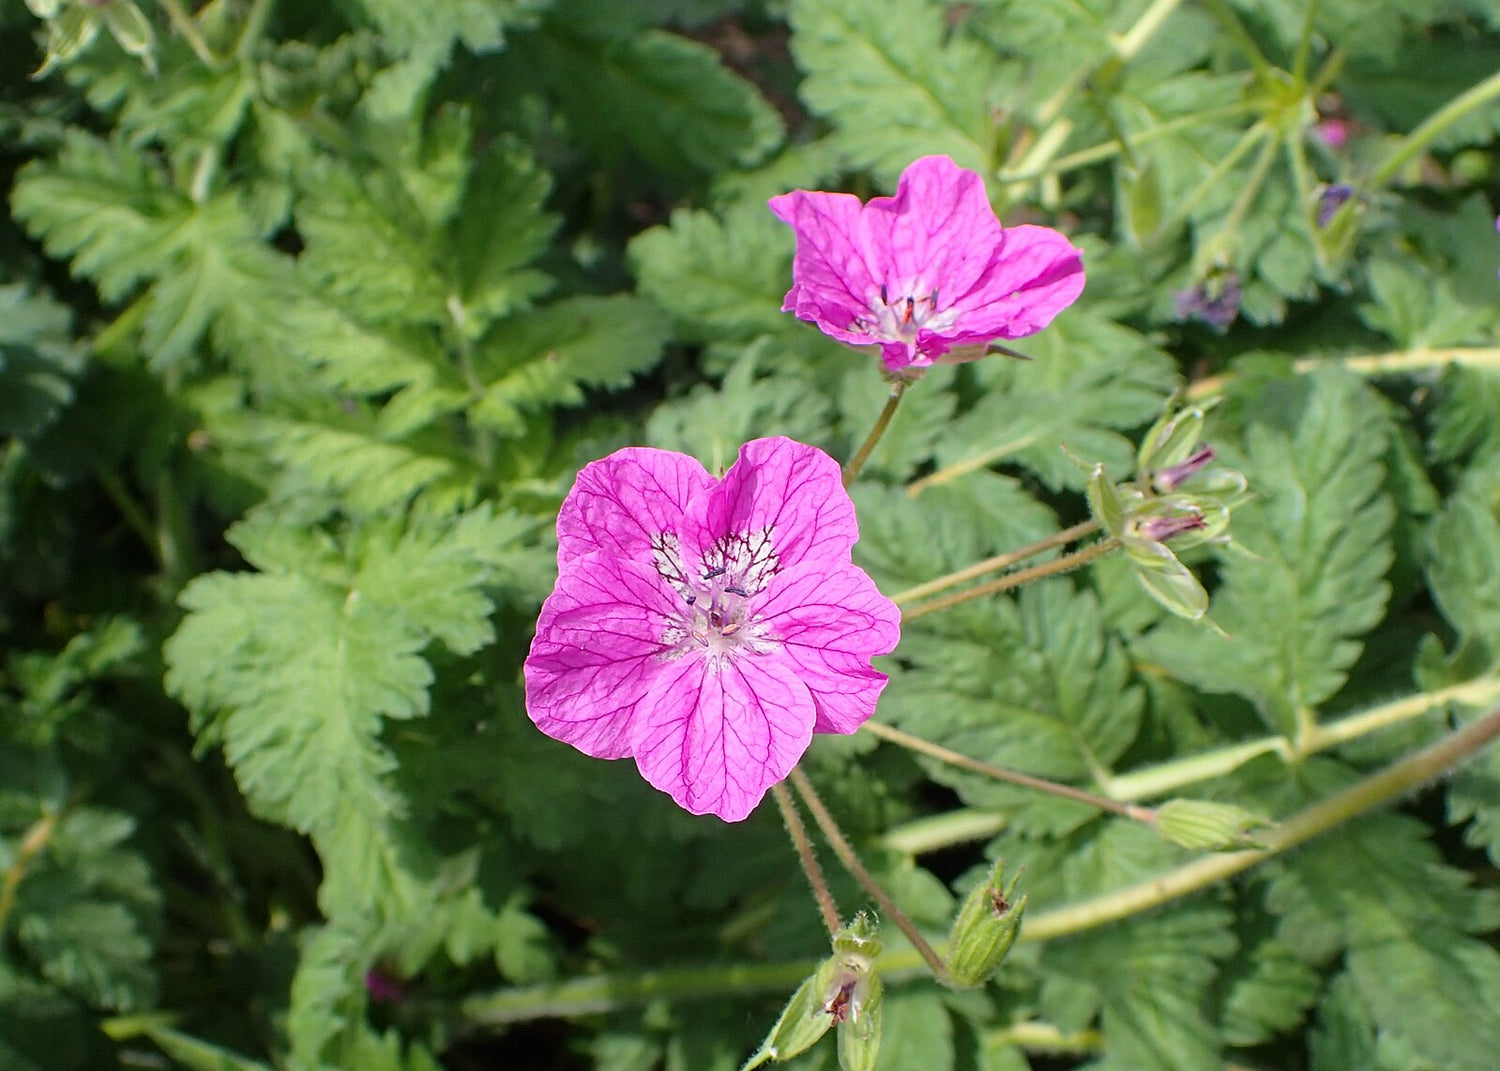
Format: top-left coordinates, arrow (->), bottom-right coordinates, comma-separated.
945,862 -> 1027,988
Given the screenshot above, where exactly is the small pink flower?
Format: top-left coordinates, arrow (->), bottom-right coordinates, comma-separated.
524,437 -> 901,821
768,155 -> 1085,372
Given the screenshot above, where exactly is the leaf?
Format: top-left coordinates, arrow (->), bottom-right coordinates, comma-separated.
876,986 -> 953,1071
629,203 -> 799,344
142,1026 -> 273,1071
1430,364 -> 1500,465
521,13 -> 783,173
1134,368 -> 1396,737
1042,899 -> 1236,1071
471,294 -> 671,437
163,507 -> 525,841
1426,468 -> 1500,648
787,0 -> 1009,181
880,581 -> 1144,835
0,282 -> 85,439
1216,937 -> 1321,1046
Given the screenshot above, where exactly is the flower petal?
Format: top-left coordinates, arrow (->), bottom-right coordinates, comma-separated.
557,447 -> 713,568
524,556 -> 681,759
861,155 -> 1005,305
754,560 -> 901,734
768,189 -> 881,348
938,224 -> 1085,342
631,652 -> 815,821
689,437 -> 857,585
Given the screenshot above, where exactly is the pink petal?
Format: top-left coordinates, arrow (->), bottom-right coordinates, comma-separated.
631,652 -> 815,821
689,438 -> 857,580
557,447 -> 713,567
754,561 -> 901,734
524,556 -> 680,759
861,155 -> 1005,306
768,189 -> 880,348
939,224 -> 1085,342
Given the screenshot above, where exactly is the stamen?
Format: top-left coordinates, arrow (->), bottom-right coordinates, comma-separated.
724,584 -> 749,597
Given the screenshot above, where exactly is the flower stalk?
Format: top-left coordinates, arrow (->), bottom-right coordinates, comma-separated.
900,537 -> 1122,623
788,769 -> 951,984
772,782 -> 841,936
889,519 -> 1102,605
843,377 -> 910,487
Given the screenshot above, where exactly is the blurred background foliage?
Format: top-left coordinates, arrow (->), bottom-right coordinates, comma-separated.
2,0 -> 1500,1068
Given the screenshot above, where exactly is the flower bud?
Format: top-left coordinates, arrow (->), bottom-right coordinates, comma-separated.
1153,445 -> 1216,493
944,862 -> 1027,988
1155,799 -> 1275,851
742,915 -> 883,1071
1137,401 -> 1206,476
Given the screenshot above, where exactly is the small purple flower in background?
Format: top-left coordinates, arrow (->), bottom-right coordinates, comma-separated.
524,437 -> 901,822
1316,184 -> 1357,228
768,155 -> 1085,372
1173,270 -> 1242,331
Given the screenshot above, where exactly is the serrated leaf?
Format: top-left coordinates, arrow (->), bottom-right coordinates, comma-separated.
1217,937 -> 1321,1046
163,508 -> 522,840
471,295 -> 670,436
937,310 -> 1178,491
881,582 -> 1144,835
1135,368 -> 1396,737
1431,364 -> 1500,465
0,282 -> 85,439
788,0 -> 1008,181
523,14 -> 782,173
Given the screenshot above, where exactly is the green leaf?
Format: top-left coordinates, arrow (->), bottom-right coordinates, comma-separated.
471,294 -> 671,437
1426,469 -> 1500,648
881,581 -> 1144,835
522,14 -> 783,173
0,282 -> 85,440
164,507 -> 524,840
142,1026 -> 273,1071
937,310 -> 1178,492
1217,937 -> 1321,1046
1430,364 -> 1500,465
787,0 -> 1008,181
1134,368 -> 1396,737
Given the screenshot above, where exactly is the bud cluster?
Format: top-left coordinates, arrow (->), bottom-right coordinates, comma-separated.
1086,395 -> 1247,622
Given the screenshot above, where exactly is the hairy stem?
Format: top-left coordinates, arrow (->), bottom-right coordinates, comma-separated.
771,782 -> 840,936
1369,67 -> 1500,188
1104,675 -> 1500,801
1025,704 -> 1500,939
843,378 -> 909,487
788,769 -> 950,982
861,721 -> 1155,822
465,707 -> 1500,1023
890,519 -> 1101,605
901,538 -> 1121,623
237,0 -> 277,60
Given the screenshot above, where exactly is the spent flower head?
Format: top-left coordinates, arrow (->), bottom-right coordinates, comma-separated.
768,155 -> 1085,372
524,437 -> 900,821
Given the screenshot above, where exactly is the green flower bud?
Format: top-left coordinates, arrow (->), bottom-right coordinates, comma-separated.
1137,400 -> 1206,476
1125,539 -> 1210,621
1155,799 -> 1276,851
944,862 -> 1027,988
1086,463 -> 1137,538
742,915 -> 884,1070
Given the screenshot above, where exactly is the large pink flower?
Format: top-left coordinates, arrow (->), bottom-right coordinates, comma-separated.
768,155 -> 1086,371
524,437 -> 901,821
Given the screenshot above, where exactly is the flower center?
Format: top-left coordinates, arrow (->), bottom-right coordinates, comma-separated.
873,284 -> 940,343
651,528 -> 780,661
683,568 -> 757,656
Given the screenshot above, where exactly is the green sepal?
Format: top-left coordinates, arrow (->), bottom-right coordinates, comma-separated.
1125,540 -> 1211,622
1086,463 -> 1131,538
740,967 -> 837,1070
944,861 -> 1027,988
835,969 -> 883,1071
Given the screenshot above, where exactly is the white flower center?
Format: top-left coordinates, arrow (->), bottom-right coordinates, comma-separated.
651,527 -> 779,661
851,284 -> 960,353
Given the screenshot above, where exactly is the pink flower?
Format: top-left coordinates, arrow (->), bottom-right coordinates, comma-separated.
768,155 -> 1085,372
524,437 -> 901,821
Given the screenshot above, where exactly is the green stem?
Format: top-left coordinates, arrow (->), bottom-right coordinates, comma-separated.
464,706 -> 1500,1024
1111,0 -> 1186,63
1290,0 -> 1320,85
1148,121 -> 1271,245
987,1022 -> 1105,1055
1200,0 -> 1273,80
95,466 -> 160,568
789,769 -> 950,983
1024,704 -> 1500,940
861,721 -> 1155,822
0,813 -> 58,937
1185,347 -> 1500,402
890,519 -> 1101,606
901,538 -> 1122,623
771,782 -> 840,936
843,378 -> 909,487
154,0 -> 220,67
1107,676 -> 1500,800
236,0 -> 277,60
1369,67 -> 1500,188
881,810 -> 1008,855
903,433 -> 1039,496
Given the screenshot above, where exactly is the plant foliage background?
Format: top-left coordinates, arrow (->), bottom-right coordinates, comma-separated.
3,0 -> 1500,1069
